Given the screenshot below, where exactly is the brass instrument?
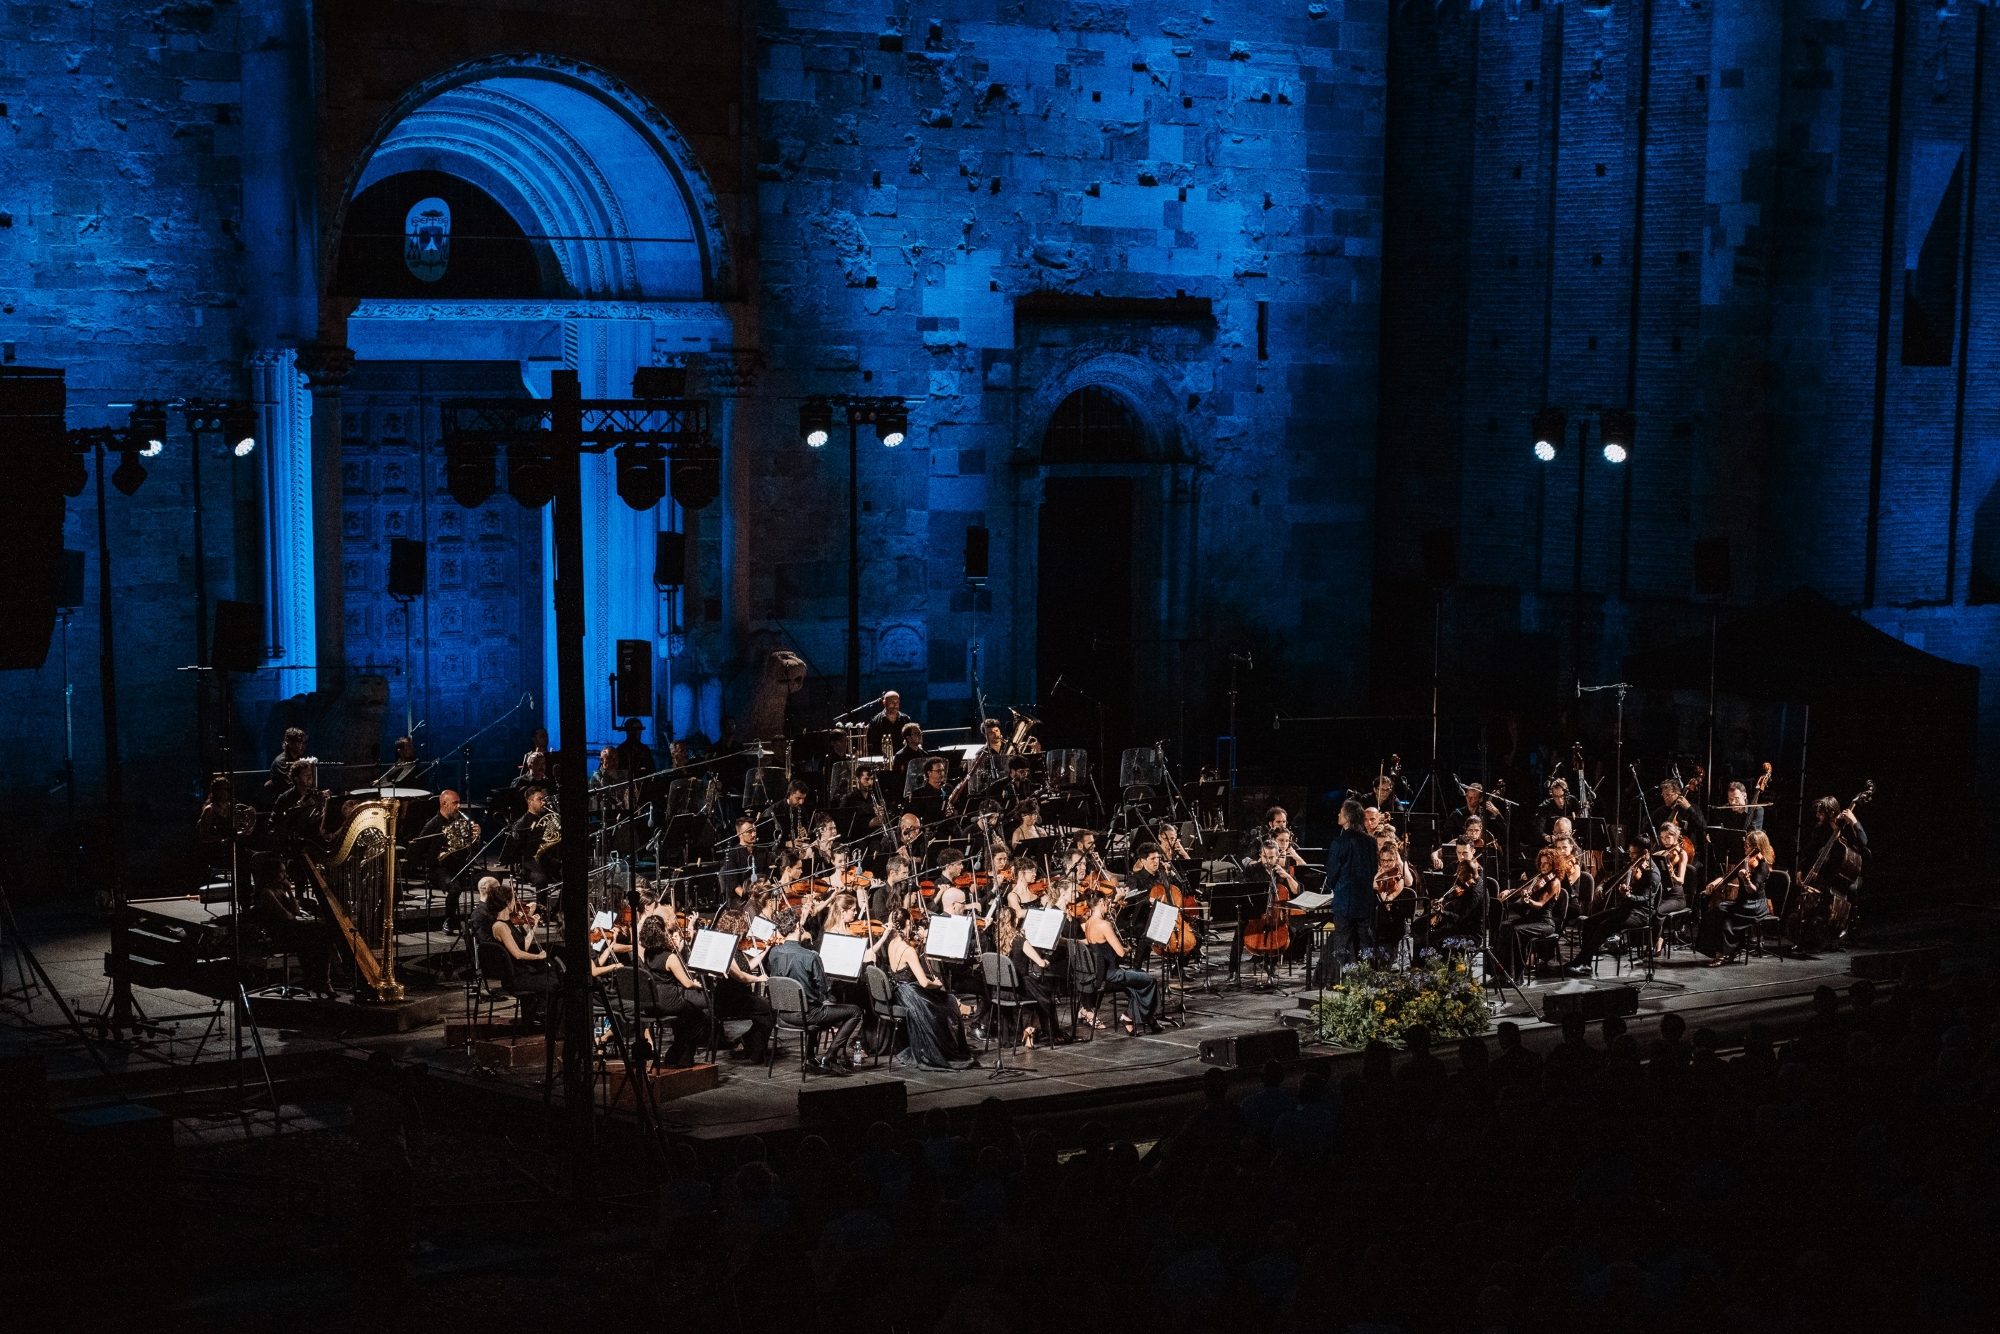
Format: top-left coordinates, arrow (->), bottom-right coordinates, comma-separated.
299,799 -> 404,1001
1006,708 -> 1043,756
533,809 -> 563,857
441,811 -> 480,858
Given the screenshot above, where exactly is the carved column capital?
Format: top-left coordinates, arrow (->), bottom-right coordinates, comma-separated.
294,342 -> 355,393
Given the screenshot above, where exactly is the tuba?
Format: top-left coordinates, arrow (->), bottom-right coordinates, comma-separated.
1006,709 -> 1042,756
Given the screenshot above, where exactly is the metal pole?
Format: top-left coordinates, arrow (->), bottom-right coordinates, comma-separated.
550,370 -> 596,1202
1793,704 -> 1811,871
95,443 -> 131,1029
1572,417 -> 1587,696
846,412 -> 862,710
191,423 -> 210,782
1430,590 -> 1442,819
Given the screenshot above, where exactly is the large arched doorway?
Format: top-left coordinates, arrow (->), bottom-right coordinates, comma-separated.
324,58 -> 735,762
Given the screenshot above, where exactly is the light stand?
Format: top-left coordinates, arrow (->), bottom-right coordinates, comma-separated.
799,396 -> 911,710
1578,681 -> 1631,847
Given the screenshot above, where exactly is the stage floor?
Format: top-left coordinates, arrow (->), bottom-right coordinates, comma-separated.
6,892 -> 1952,1144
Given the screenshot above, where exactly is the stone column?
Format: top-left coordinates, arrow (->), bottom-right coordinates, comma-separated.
296,342 -> 353,698
706,348 -> 763,671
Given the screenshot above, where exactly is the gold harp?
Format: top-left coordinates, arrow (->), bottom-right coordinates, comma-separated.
301,799 -> 405,1001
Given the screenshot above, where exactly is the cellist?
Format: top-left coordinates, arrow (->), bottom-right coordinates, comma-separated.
1124,842 -> 1195,969
1232,837 -> 1298,982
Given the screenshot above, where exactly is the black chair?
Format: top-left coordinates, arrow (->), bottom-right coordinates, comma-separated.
1063,937 -> 1124,1039
465,932 -> 520,1039
765,975 -> 813,1081
978,951 -> 1035,1051
863,964 -> 906,1067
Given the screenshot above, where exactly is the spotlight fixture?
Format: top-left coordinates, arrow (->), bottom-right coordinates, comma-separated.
129,400 -> 168,458
875,402 -> 908,447
799,398 -> 832,448
111,451 -> 148,495
445,438 -> 498,508
615,443 -> 667,511
1532,406 -> 1567,463
506,441 -> 558,509
1599,408 -> 1634,465
224,403 -> 257,457
670,444 -> 722,511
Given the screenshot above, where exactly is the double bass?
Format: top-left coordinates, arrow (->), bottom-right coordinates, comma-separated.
1147,864 -> 1199,957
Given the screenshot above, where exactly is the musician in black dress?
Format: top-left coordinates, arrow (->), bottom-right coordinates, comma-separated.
1499,847 -> 1565,976
1426,842 -> 1489,943
1698,830 -> 1774,965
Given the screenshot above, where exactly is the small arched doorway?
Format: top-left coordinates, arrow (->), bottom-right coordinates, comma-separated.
1036,387 -> 1150,753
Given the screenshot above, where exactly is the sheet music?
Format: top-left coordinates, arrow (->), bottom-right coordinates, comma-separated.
591,910 -> 615,932
748,915 -> 776,942
1025,908 -> 1064,950
818,932 -> 867,980
689,929 -> 738,974
926,913 -> 972,961
1288,890 -> 1333,911
1146,901 -> 1181,945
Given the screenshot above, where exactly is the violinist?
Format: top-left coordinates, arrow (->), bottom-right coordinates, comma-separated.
629,913 -> 710,1068
881,910 -> 979,1070
1653,819 -> 1692,951
1658,778 -> 1707,868
763,907 -> 861,1074
1498,848 -> 1566,977
799,812 -> 843,875
1062,829 -> 1117,889
1565,834 -> 1651,977
968,800 -> 1008,871
708,906 -> 775,1062
1697,830 -> 1773,967
1080,896 -> 1162,1035
1372,828 -> 1417,952
472,877 -> 560,1030
1427,842 -> 1489,943
992,905 -> 1067,1047
1428,814 -> 1497,878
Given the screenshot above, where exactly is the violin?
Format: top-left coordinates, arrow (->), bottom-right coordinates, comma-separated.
1241,862 -> 1293,958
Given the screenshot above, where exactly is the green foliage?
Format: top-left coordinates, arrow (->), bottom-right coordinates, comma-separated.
1310,950 -> 1492,1050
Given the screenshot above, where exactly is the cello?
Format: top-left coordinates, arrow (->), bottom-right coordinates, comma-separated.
1240,861 -> 1294,959
1147,864 -> 1199,957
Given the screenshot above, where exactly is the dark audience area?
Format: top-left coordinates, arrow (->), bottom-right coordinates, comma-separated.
656,976 -> 1998,1334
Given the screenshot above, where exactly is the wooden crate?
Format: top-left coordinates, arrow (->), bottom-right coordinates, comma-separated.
444,1018 -> 524,1045
469,1033 -> 561,1069
600,1061 -> 719,1107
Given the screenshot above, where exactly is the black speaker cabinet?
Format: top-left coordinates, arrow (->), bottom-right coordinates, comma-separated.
210,600 -> 263,673
387,538 -> 426,598
614,639 -> 654,719
60,549 -> 85,609
963,524 -> 989,581
1199,1028 -> 1299,1068
654,530 -> 685,587
1539,984 -> 1639,1024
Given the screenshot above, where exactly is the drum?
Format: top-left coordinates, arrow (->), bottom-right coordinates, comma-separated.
1044,749 -> 1089,787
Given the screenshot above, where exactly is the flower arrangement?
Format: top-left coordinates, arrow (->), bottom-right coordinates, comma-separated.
1310,946 -> 1492,1049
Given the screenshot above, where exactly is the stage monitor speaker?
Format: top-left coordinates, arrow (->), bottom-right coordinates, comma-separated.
654,530 -> 685,587
387,538 -> 426,598
0,365 -> 67,671
60,549 -> 85,609
1421,526 -> 1458,586
211,600 -> 263,673
1539,983 -> 1639,1024
1199,1028 -> 1299,1068
614,639 -> 653,718
799,1078 -> 907,1125
1849,946 -> 1940,982
964,524 -> 989,581
1693,537 -> 1730,599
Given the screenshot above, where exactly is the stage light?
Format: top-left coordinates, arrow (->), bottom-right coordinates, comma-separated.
129,400 -> 167,457
506,441 -> 558,508
59,452 -> 87,497
1532,406 -> 1566,462
615,443 -> 667,511
875,403 -> 908,447
445,438 -> 498,507
670,445 -> 721,511
111,451 -> 147,495
800,398 -> 832,448
1600,408 -> 1634,464
225,403 -> 257,456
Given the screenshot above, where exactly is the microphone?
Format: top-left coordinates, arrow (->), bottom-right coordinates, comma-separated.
526,693 -> 536,710
1050,675 -> 1065,696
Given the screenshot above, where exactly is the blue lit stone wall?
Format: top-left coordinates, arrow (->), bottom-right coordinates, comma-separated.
0,0 -> 255,868
746,1 -> 1388,750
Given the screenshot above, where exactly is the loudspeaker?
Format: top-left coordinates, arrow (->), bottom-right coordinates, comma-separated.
387,538 -> 426,598
0,365 -> 66,671
654,530 -> 685,587
1421,526 -> 1458,586
964,524 -> 989,581
1849,946 -> 1940,982
614,639 -> 653,718
798,1078 -> 907,1125
1693,537 -> 1730,599
60,550 -> 84,609
1199,1028 -> 1299,1068
1539,983 -> 1639,1024
211,600 -> 263,673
